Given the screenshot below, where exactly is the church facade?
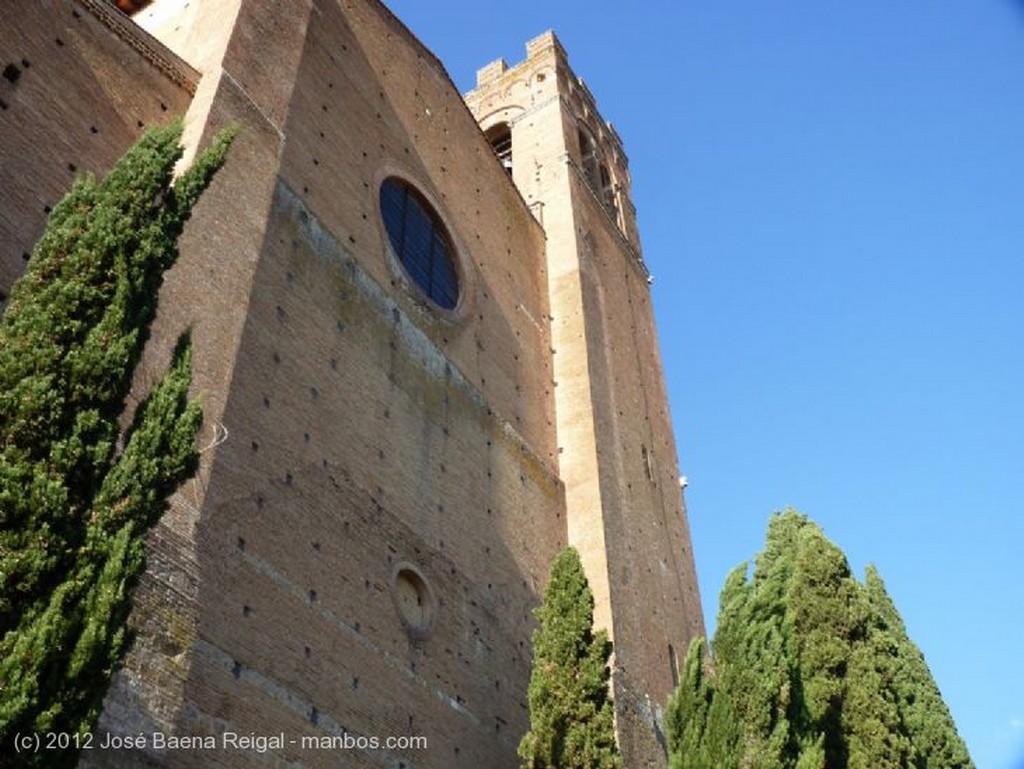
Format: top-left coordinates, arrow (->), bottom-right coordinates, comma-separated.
1,2 -> 704,767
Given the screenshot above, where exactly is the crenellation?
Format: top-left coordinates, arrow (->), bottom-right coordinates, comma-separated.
475,57 -> 508,87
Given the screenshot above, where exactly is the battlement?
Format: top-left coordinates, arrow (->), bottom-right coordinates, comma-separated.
471,30 -> 627,168
466,28 -> 640,256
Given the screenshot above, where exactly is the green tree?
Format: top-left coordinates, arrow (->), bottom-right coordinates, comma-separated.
0,121 -> 234,768
519,547 -> 622,769
666,636 -> 739,769
863,567 -> 973,769
666,510 -> 974,769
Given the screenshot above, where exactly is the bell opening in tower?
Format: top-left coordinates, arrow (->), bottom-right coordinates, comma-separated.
485,123 -> 513,175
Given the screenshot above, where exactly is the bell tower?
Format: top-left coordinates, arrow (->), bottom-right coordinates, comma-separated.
466,32 -> 705,767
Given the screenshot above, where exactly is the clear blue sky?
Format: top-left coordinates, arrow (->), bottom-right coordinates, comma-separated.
385,2 -> 1024,767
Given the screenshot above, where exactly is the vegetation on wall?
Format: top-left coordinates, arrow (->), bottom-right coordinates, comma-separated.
666,510 -> 975,769
0,121 -> 234,768
519,547 -> 622,769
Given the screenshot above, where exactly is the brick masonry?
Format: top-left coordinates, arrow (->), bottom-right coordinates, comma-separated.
3,2 -> 704,767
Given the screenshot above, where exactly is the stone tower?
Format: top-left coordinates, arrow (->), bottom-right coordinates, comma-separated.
465,32 -> 704,765
2,4 -> 702,768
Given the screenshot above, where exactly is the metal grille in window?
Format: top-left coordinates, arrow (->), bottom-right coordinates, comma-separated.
380,178 -> 460,310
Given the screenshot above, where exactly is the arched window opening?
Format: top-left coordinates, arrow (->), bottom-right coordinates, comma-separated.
486,123 -> 513,175
599,163 -> 617,216
578,127 -> 600,191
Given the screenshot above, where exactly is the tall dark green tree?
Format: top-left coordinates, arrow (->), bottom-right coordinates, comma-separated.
666,510 -> 974,769
0,121 -> 234,767
665,636 -> 740,769
519,547 -> 622,769
862,567 -> 974,769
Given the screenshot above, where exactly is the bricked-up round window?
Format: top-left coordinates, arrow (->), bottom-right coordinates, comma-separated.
392,565 -> 435,640
380,177 -> 460,310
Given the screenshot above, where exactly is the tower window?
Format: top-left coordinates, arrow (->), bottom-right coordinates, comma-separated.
579,128 -> 600,190
599,163 -> 617,215
485,123 -> 513,175
380,177 -> 460,310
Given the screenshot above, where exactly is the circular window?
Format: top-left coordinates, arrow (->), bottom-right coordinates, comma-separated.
392,565 -> 435,638
379,177 -> 460,310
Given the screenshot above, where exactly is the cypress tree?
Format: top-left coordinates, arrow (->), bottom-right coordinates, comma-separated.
666,510 -> 974,769
0,121 -> 234,768
863,567 -> 973,769
519,547 -> 621,769
666,637 -> 738,769
786,522 -> 860,767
